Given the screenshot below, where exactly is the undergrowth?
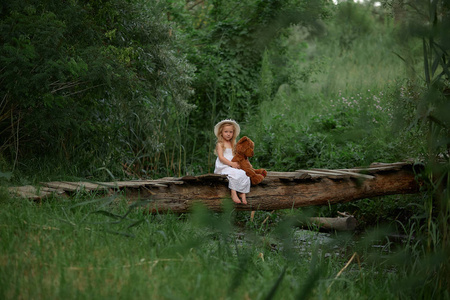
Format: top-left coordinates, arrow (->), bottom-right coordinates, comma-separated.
1,189 -> 446,299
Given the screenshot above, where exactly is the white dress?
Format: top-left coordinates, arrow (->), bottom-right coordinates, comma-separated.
214,148 -> 251,193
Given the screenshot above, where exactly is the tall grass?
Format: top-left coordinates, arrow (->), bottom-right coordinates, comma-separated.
0,189 -> 436,299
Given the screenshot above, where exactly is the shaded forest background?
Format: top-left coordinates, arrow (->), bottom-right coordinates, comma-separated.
1,0 -> 447,183
1,0 -> 450,297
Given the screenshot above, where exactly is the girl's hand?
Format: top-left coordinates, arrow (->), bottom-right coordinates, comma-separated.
231,162 -> 240,169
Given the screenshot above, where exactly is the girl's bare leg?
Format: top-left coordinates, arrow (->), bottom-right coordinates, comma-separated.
231,190 -> 241,204
239,193 -> 247,205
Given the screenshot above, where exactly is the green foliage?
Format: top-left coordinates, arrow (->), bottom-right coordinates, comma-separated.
0,193 -> 446,299
373,0 -> 450,293
249,84 -> 411,171
167,0 -> 331,171
0,0 -> 194,179
332,1 -> 375,53
236,1 -> 425,175
1,1 -> 449,295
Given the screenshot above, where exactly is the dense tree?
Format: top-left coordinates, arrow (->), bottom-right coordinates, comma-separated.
167,0 -> 331,169
0,0 -> 194,177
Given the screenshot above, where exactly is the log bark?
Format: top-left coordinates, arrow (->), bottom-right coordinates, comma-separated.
127,163 -> 422,213
9,162 -> 422,213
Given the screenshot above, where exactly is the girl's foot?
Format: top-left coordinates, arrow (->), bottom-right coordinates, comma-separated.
231,190 -> 241,204
239,193 -> 247,205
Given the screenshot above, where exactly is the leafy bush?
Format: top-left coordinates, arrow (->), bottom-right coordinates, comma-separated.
248,85 -> 411,172
0,0 -> 194,179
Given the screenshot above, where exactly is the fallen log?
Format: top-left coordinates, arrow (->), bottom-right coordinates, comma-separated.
308,216 -> 358,231
8,162 -> 423,213
132,162 -> 422,213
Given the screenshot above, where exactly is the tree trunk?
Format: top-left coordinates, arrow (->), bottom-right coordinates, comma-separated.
133,162 -> 422,213
10,162 -> 423,214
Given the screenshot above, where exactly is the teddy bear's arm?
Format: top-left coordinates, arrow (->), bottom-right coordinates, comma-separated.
231,154 -> 245,163
239,160 -> 258,176
246,158 -> 252,167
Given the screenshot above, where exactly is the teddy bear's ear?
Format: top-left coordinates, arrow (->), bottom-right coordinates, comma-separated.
237,136 -> 248,144
243,137 -> 252,150
236,136 -> 248,153
243,136 -> 253,146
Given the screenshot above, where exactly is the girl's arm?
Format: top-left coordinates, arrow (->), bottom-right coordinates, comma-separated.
216,143 -> 239,168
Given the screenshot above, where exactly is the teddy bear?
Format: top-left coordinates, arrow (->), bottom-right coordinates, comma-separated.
232,136 -> 267,185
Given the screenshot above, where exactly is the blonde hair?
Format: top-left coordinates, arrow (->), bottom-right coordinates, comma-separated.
215,122 -> 238,155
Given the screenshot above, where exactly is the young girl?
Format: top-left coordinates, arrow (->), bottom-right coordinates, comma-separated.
214,119 -> 251,204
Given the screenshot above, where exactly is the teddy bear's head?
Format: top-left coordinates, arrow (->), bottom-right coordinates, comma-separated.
235,136 -> 254,158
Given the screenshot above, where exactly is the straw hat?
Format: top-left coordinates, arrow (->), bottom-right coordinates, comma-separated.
214,119 -> 240,138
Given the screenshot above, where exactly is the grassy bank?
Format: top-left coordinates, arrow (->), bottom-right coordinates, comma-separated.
1,189 -> 441,299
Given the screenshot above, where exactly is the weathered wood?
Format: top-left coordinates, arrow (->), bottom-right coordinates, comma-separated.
137,163 -> 421,213
43,181 -> 109,192
335,162 -> 412,174
305,169 -> 351,178
43,181 -> 81,192
8,162 -> 423,214
310,169 -> 375,180
8,185 -> 66,200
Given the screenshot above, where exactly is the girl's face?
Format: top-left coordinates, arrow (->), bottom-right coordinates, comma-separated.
221,125 -> 234,141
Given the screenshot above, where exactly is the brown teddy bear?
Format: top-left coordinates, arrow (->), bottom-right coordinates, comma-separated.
232,136 -> 267,185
